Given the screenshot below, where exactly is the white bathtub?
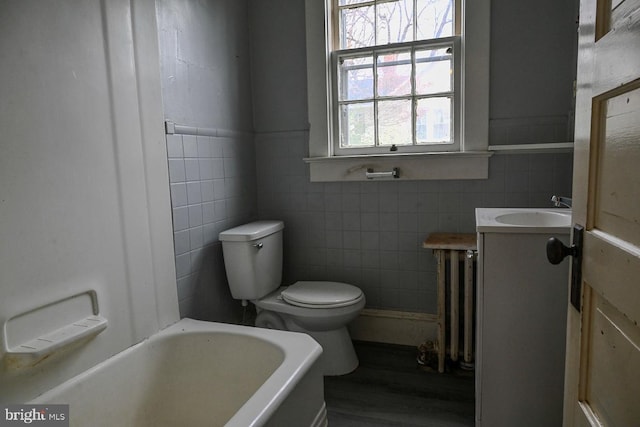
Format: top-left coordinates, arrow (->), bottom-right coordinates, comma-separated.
31,318 -> 327,427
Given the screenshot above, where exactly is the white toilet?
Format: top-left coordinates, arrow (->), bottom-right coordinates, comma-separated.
219,220 -> 365,375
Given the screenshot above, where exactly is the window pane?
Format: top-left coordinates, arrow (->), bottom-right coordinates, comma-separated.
416,0 -> 454,40
378,99 -> 412,146
339,56 -> 374,101
415,47 -> 452,95
416,97 -> 452,144
340,5 -> 375,49
376,0 -> 414,45
377,51 -> 412,97
340,103 -> 375,148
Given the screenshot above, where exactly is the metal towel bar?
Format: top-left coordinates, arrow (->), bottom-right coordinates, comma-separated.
365,167 -> 399,179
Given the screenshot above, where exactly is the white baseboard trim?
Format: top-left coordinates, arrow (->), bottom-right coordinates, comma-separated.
348,308 -> 438,347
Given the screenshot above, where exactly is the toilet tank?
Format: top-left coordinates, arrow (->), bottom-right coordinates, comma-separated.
219,221 -> 284,301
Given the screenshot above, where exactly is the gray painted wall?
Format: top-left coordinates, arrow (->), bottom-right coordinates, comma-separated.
156,0 -> 253,131
157,0 -> 576,317
157,0 -> 257,321
489,0 -> 579,144
490,0 -> 578,121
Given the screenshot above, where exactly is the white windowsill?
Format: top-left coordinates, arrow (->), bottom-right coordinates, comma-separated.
303,151 -> 492,182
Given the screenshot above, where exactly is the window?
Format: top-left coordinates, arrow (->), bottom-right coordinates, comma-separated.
333,0 -> 459,155
304,0 -> 490,181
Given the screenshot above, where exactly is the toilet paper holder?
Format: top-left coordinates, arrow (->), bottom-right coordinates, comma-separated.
365,167 -> 399,179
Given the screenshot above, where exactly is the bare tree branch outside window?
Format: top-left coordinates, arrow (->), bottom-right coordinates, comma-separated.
340,0 -> 453,49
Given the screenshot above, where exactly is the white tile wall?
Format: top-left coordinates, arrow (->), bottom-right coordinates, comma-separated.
166,133 -> 257,318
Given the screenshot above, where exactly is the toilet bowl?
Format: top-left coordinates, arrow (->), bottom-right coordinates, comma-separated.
219,221 -> 366,375
254,282 -> 365,375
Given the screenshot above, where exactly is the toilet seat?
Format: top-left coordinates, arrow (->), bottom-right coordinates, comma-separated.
281,281 -> 363,309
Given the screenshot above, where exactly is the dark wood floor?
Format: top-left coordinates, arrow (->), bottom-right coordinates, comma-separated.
324,341 -> 475,427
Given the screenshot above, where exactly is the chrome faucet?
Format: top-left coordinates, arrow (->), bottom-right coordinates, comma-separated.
551,195 -> 572,208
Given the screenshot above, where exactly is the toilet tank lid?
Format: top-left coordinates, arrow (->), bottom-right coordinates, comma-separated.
219,220 -> 284,242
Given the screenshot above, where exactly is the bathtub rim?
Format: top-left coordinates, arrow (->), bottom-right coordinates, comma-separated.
31,318 -> 324,427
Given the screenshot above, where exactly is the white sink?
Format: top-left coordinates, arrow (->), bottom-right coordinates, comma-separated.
476,208 -> 572,233
494,211 -> 571,227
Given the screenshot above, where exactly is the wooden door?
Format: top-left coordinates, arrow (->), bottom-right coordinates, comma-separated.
564,0 -> 640,425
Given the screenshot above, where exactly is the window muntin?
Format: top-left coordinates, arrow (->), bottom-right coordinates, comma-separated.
332,0 -> 459,155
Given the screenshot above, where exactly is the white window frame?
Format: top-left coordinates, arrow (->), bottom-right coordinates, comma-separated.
333,38 -> 461,155
304,0 -> 491,181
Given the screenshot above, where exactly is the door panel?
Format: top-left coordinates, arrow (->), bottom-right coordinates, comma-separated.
593,86 -> 640,248
594,2 -> 640,91
584,231 -> 640,324
580,289 -> 640,425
